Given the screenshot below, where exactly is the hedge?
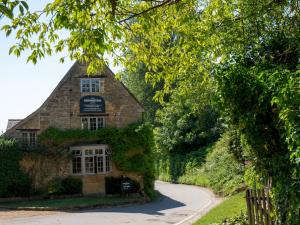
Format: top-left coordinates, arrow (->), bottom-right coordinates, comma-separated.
0,138 -> 31,197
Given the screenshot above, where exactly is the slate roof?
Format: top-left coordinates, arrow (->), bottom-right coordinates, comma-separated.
6,119 -> 22,131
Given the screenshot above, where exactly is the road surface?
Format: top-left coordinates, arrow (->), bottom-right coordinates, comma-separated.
0,181 -> 221,225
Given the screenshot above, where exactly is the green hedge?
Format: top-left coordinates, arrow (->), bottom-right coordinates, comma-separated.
156,130 -> 245,196
0,138 -> 31,197
39,123 -> 156,199
203,131 -> 245,195
48,176 -> 82,195
156,146 -> 210,187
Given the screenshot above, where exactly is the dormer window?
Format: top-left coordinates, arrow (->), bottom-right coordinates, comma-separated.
22,132 -> 36,146
80,78 -> 100,93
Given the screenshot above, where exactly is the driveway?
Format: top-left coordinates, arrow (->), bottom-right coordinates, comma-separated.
0,181 -> 221,225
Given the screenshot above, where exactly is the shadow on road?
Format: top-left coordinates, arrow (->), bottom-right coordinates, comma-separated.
75,193 -> 186,216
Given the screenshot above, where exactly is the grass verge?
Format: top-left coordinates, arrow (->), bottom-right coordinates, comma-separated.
193,192 -> 246,225
0,196 -> 146,210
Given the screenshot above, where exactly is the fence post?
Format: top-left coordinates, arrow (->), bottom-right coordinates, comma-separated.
246,189 -> 255,225
246,187 -> 274,225
254,189 -> 260,224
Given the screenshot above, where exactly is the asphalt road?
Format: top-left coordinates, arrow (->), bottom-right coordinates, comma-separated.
0,181 -> 221,225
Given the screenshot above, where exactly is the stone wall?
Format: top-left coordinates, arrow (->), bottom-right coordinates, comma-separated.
20,155 -> 143,195
5,61 -> 144,137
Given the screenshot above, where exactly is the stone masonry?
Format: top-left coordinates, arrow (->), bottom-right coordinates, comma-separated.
5,61 -> 144,137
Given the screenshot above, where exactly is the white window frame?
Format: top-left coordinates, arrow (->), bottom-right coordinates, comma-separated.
22,132 -> 37,146
81,117 -> 105,130
70,145 -> 112,175
72,150 -> 82,174
80,78 -> 101,93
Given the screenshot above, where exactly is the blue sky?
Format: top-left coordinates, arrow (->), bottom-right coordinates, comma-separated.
0,1 -> 120,133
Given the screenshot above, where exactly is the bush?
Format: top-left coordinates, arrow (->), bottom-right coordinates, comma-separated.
203,131 -> 245,195
213,213 -> 248,225
47,177 -> 82,195
47,178 -> 65,195
62,177 -> 82,195
156,146 -> 210,183
0,138 -> 32,197
156,130 -> 245,196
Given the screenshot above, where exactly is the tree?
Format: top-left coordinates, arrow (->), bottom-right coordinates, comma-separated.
155,76 -> 222,155
121,63 -> 162,123
121,1 -> 300,222
0,1 -> 27,19
2,0 -> 300,222
1,0 -> 183,73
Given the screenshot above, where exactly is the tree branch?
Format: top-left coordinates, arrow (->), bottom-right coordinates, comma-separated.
118,0 -> 180,24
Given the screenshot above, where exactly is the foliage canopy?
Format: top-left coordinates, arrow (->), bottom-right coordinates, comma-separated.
1,0 -> 300,222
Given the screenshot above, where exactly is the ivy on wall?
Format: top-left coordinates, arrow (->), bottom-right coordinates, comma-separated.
38,123 -> 156,199
0,139 -> 31,197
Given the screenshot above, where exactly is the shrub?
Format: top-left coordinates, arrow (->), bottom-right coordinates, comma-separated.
47,178 -> 65,195
213,213 -> 248,225
156,146 -> 210,183
48,177 -> 82,195
62,177 -> 82,195
0,138 -> 32,197
203,131 -> 245,195
156,130 -> 245,196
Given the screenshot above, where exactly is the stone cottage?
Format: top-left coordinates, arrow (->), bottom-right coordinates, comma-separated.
4,61 -> 144,194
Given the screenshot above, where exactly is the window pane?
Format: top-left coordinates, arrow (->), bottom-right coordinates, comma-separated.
85,156 -> 94,173
29,133 -> 36,146
22,132 -> 36,146
72,150 -> 82,174
22,133 -> 28,145
97,117 -> 104,129
85,149 -> 93,156
97,156 -> 104,173
81,118 -> 89,130
91,79 -> 100,92
81,79 -> 90,92
90,118 -> 97,130
95,149 -> 103,155
72,157 -> 82,174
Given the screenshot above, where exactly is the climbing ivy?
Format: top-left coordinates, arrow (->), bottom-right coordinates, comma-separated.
0,138 -> 31,197
38,123 -> 156,199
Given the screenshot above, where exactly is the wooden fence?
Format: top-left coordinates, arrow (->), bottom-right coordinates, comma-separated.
246,188 -> 273,225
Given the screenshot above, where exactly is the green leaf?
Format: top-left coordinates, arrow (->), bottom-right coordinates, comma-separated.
0,4 -> 13,19
5,28 -> 12,37
20,1 -> 28,11
1,25 -> 10,31
19,5 -> 24,15
8,45 -> 16,55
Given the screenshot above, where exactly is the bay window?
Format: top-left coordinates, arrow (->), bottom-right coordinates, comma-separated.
70,145 -> 111,175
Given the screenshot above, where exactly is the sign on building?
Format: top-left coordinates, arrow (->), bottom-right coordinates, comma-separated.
80,96 -> 105,113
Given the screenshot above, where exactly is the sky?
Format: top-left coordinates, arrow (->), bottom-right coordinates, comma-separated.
0,1 -> 120,133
